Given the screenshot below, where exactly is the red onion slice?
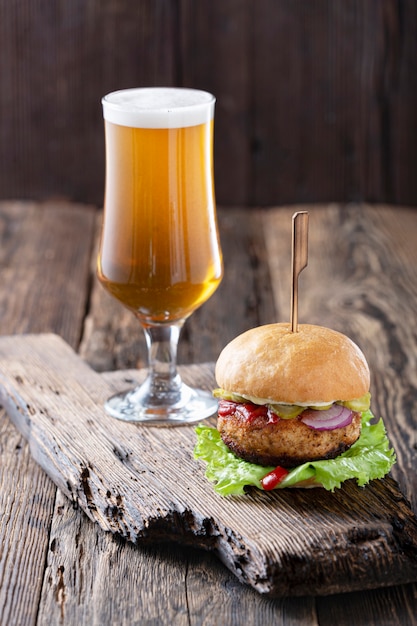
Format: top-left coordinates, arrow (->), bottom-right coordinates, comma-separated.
300,405 -> 353,430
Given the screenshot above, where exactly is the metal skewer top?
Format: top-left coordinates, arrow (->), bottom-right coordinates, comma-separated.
290,211 -> 309,332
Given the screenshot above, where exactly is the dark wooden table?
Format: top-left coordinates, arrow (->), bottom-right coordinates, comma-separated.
1,201 -> 416,625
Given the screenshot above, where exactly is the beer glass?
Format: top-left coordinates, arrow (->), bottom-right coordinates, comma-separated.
97,88 -> 223,424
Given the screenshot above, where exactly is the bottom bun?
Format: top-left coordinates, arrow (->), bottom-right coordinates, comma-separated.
217,409 -> 362,467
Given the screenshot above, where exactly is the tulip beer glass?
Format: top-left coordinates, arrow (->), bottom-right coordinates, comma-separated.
97,88 -> 223,424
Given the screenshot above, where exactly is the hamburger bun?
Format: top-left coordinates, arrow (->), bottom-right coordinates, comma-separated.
215,323 -> 370,467
215,323 -> 370,405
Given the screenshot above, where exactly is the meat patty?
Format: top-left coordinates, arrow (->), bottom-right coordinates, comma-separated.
217,406 -> 362,467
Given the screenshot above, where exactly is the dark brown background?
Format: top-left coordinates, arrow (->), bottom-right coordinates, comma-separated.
0,0 -> 416,207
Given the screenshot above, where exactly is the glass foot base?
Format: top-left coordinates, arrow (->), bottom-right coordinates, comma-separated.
104,382 -> 218,425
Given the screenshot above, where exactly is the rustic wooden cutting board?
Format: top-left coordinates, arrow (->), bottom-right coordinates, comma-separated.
1,333 -> 417,597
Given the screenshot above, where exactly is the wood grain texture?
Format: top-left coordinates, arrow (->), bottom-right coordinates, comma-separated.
1,202 -> 417,623
0,408 -> 56,626
249,1 -> 417,206
316,583 -> 417,626
0,201 -> 96,626
1,333 -> 416,598
36,490 -> 192,626
36,491 -> 319,626
1,2 -> 416,206
0,201 -> 96,345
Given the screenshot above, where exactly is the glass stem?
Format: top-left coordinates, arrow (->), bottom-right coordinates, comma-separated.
141,321 -> 185,405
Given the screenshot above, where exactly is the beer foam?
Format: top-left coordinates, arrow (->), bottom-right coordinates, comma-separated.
102,87 -> 215,128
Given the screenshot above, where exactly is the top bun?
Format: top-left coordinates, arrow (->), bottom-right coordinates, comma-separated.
215,323 -> 370,404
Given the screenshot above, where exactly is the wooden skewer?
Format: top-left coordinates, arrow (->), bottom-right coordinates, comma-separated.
290,211 -> 309,332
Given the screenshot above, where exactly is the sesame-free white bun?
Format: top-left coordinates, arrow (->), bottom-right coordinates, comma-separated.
215,323 -> 370,404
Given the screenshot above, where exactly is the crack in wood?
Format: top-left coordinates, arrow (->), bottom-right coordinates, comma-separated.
54,565 -> 66,623
79,465 -> 97,512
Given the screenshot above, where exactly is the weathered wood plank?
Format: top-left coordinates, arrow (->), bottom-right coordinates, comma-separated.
1,334 -> 416,598
0,201 -> 97,626
36,490 -> 191,626
37,491 -> 317,626
316,582 -> 417,626
247,0 -> 417,206
0,1 -> 178,204
181,0 -> 252,205
1,2 -> 417,206
1,202 -> 416,622
0,201 -> 96,346
0,408 -> 55,626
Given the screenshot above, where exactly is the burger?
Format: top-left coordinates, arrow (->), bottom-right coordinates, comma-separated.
194,323 -> 395,495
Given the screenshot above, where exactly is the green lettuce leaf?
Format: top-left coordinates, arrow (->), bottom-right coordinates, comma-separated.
193,410 -> 396,496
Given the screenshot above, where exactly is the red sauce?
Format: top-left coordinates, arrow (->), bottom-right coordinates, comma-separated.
218,399 -> 280,424
261,466 -> 289,490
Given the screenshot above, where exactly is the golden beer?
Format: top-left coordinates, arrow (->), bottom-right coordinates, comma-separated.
98,88 -> 222,423
98,89 -> 223,324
